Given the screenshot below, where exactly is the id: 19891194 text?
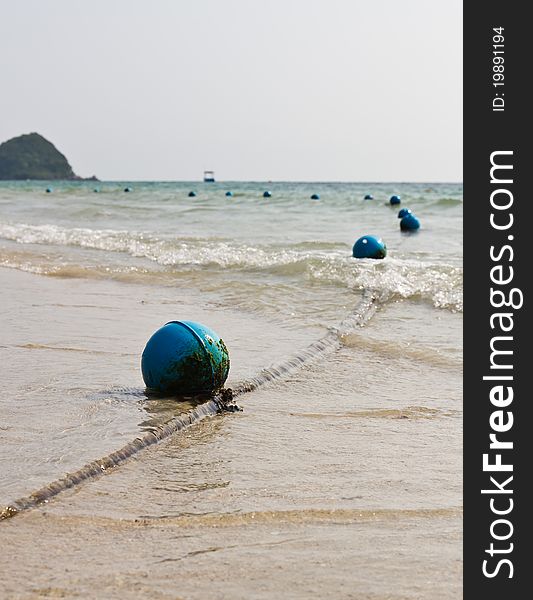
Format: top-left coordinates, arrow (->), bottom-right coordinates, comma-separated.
492,27 -> 505,112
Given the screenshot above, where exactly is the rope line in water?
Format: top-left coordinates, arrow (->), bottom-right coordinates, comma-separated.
233,290 -> 379,393
1,290 -> 379,521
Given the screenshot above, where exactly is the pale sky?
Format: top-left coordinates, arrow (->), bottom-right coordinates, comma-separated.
0,0 -> 462,181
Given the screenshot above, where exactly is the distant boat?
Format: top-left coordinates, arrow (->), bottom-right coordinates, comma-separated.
203,170 -> 215,182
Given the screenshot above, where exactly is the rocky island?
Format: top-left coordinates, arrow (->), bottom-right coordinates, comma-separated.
0,132 -> 98,181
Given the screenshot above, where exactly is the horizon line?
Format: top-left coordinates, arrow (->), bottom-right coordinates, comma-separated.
10,178 -> 463,184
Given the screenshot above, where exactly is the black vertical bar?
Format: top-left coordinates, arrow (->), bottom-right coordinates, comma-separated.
464,2 -> 531,597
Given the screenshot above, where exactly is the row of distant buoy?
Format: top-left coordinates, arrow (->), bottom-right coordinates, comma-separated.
188,190 -> 273,198
43,187 -> 418,232
44,187 -> 407,205
182,191 -> 409,202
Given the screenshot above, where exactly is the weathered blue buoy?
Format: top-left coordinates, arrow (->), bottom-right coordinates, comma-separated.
188,191 -> 197,197
225,191 -> 233,197
364,194 -> 374,200
352,235 -> 387,259
141,321 -> 230,395
398,208 -> 412,219
124,187 -> 132,192
46,187 -> 53,193
311,193 -> 320,200
93,187 -> 99,193
390,195 -> 401,205
263,190 -> 272,198
400,214 -> 420,231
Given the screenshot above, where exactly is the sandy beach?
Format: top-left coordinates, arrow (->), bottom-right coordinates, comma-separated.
1,258 -> 462,598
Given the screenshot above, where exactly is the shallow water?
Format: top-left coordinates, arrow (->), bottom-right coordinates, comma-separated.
0,181 -> 462,316
0,181 -> 462,598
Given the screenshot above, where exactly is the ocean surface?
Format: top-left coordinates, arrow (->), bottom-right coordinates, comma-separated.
0,181 -> 463,599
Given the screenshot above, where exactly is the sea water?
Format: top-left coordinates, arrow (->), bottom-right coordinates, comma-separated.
0,181 -> 462,599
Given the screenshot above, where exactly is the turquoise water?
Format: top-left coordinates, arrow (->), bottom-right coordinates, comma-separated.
0,181 -> 463,599
0,181 -> 463,318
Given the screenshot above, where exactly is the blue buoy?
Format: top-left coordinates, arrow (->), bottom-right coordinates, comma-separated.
225,191 -> 233,197
311,193 -> 320,200
188,191 -> 197,197
352,235 -> 387,259
93,188 -> 99,193
400,214 -> 421,231
45,187 -> 52,193
263,190 -> 272,198
398,208 -> 412,219
390,195 -> 401,205
141,321 -> 230,395
364,194 -> 374,200
124,187 -> 132,192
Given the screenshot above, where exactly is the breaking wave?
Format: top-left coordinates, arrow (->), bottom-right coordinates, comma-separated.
0,221 -> 462,312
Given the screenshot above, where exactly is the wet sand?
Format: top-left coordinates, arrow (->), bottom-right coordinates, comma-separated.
0,267 -> 462,599
3,508 -> 461,600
